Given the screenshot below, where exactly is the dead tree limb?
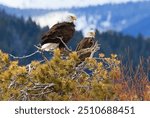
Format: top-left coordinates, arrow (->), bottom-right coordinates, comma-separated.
57,36 -> 72,52
9,50 -> 39,59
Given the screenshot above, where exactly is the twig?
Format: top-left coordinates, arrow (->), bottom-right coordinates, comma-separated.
90,41 -> 100,58
34,45 -> 49,62
26,59 -> 45,73
20,89 -> 29,101
57,36 -> 72,52
9,50 -> 39,59
77,41 -> 100,57
30,83 -> 55,90
34,45 -> 42,51
71,62 -> 87,79
8,76 -> 17,88
29,90 -> 52,97
26,64 -> 32,73
9,44 -> 48,60
34,45 -> 52,68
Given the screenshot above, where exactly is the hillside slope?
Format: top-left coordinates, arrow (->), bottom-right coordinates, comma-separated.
0,9 -> 150,66
1,1 -> 150,36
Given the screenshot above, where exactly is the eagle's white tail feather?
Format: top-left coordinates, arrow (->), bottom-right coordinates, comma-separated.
41,43 -> 59,51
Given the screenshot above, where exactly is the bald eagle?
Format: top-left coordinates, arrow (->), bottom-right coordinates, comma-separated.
76,30 -> 96,62
41,14 -> 76,51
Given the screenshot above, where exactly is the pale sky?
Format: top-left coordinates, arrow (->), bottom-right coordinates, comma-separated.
0,0 -> 148,9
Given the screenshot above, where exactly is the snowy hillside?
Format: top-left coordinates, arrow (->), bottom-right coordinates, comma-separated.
1,1 -> 150,36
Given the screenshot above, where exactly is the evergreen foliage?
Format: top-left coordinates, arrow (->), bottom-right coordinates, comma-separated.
0,50 -> 149,101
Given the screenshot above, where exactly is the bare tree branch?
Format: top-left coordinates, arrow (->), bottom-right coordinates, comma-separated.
57,36 -> 72,52
77,41 -> 100,58
9,50 -> 39,59
90,41 -> 100,58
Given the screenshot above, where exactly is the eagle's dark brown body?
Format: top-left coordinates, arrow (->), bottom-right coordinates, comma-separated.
76,37 -> 95,62
76,37 -> 95,51
41,22 -> 75,48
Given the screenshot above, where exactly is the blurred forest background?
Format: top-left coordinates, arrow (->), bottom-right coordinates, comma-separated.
0,10 -> 150,67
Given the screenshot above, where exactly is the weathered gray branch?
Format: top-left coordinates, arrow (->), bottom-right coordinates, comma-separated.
9,50 -> 39,59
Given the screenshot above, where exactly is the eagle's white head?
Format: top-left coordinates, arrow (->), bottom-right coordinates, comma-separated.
85,30 -> 96,38
65,14 -> 77,23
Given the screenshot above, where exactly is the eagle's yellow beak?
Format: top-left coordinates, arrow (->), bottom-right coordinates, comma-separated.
90,32 -> 95,37
85,31 -> 95,38
71,16 -> 77,21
